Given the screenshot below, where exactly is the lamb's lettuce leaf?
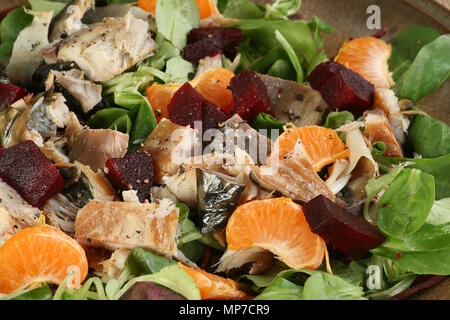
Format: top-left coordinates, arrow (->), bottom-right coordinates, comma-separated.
376,168 -> 435,238
408,113 -> 450,158
396,35 -> 450,101
388,25 -> 441,82
0,6 -> 33,59
155,0 -> 200,48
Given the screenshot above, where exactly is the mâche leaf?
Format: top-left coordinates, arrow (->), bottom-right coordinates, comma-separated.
376,168 -> 435,238
408,113 -> 450,158
155,0 -> 200,48
398,35 -> 450,102
388,25 -> 440,82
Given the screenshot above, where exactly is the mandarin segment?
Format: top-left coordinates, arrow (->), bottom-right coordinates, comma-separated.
0,226 -> 88,294
178,263 -> 246,300
274,126 -> 349,171
225,198 -> 326,270
138,0 -> 219,19
335,37 -> 395,89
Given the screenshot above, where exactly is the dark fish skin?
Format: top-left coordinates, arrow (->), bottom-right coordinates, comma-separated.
257,74 -> 329,127
197,169 -> 245,234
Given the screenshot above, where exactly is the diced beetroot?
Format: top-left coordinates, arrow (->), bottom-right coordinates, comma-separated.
183,37 -> 224,64
202,100 -> 229,132
230,69 -> 274,122
306,61 -> 374,118
183,27 -> 242,63
0,83 -> 28,109
168,82 -> 229,132
168,82 -> 203,129
0,140 -> 64,207
105,151 -> 153,203
302,195 -> 386,260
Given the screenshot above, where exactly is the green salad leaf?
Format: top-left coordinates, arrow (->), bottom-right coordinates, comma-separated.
377,168 -> 435,238
0,283 -> 53,300
425,198 -> 450,225
264,0 -> 302,19
254,277 -> 303,300
155,0 -> 200,48
376,154 -> 450,200
397,34 -> 450,101
222,0 -> 265,19
388,25 -> 441,82
113,264 -> 202,300
126,247 -> 176,277
274,29 -> 304,82
302,272 -> 366,300
0,6 -> 33,59
324,111 -> 355,129
408,113 -> 450,158
372,246 -> 450,275
28,0 -> 66,14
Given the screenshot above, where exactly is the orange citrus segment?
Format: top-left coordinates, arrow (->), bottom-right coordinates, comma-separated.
146,83 -> 181,122
335,37 -> 395,89
192,68 -> 235,114
0,226 -> 88,294
178,263 -> 246,300
138,0 -> 219,19
274,126 -> 349,172
226,197 -> 326,270
146,68 -> 235,122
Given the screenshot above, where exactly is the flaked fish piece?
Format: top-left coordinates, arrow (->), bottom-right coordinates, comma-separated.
372,88 -> 409,147
258,74 -> 328,127
216,114 -> 272,166
49,0 -> 95,41
0,181 -> 42,229
27,92 -> 71,138
0,207 -> 16,247
52,69 -> 102,114
43,12 -> 156,82
216,247 -> 274,275
364,109 -> 404,157
74,161 -> 117,202
69,128 -> 129,172
75,199 -> 179,257
140,118 -> 200,184
251,154 -> 335,203
6,10 -> 53,87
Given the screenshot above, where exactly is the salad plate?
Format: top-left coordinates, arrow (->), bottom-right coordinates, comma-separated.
0,0 -> 449,301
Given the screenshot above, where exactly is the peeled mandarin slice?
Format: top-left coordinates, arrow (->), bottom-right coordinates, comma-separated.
225,197 -> 326,270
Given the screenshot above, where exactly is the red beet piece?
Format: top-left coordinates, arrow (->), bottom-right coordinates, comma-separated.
306,61 -> 374,118
202,100 -> 229,132
302,195 -> 386,260
105,151 -> 153,203
0,83 -> 28,109
0,140 -> 63,207
230,69 -> 274,122
184,27 -> 242,63
168,82 -> 229,132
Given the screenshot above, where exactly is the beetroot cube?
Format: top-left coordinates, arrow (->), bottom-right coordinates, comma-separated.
230,69 -> 274,122
183,37 -> 224,64
0,140 -> 63,207
187,27 -> 242,58
303,195 -> 386,260
202,100 -> 229,132
105,151 -> 153,203
0,83 -> 28,109
184,27 -> 242,64
168,82 -> 229,133
307,61 -> 374,118
168,82 -> 203,129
